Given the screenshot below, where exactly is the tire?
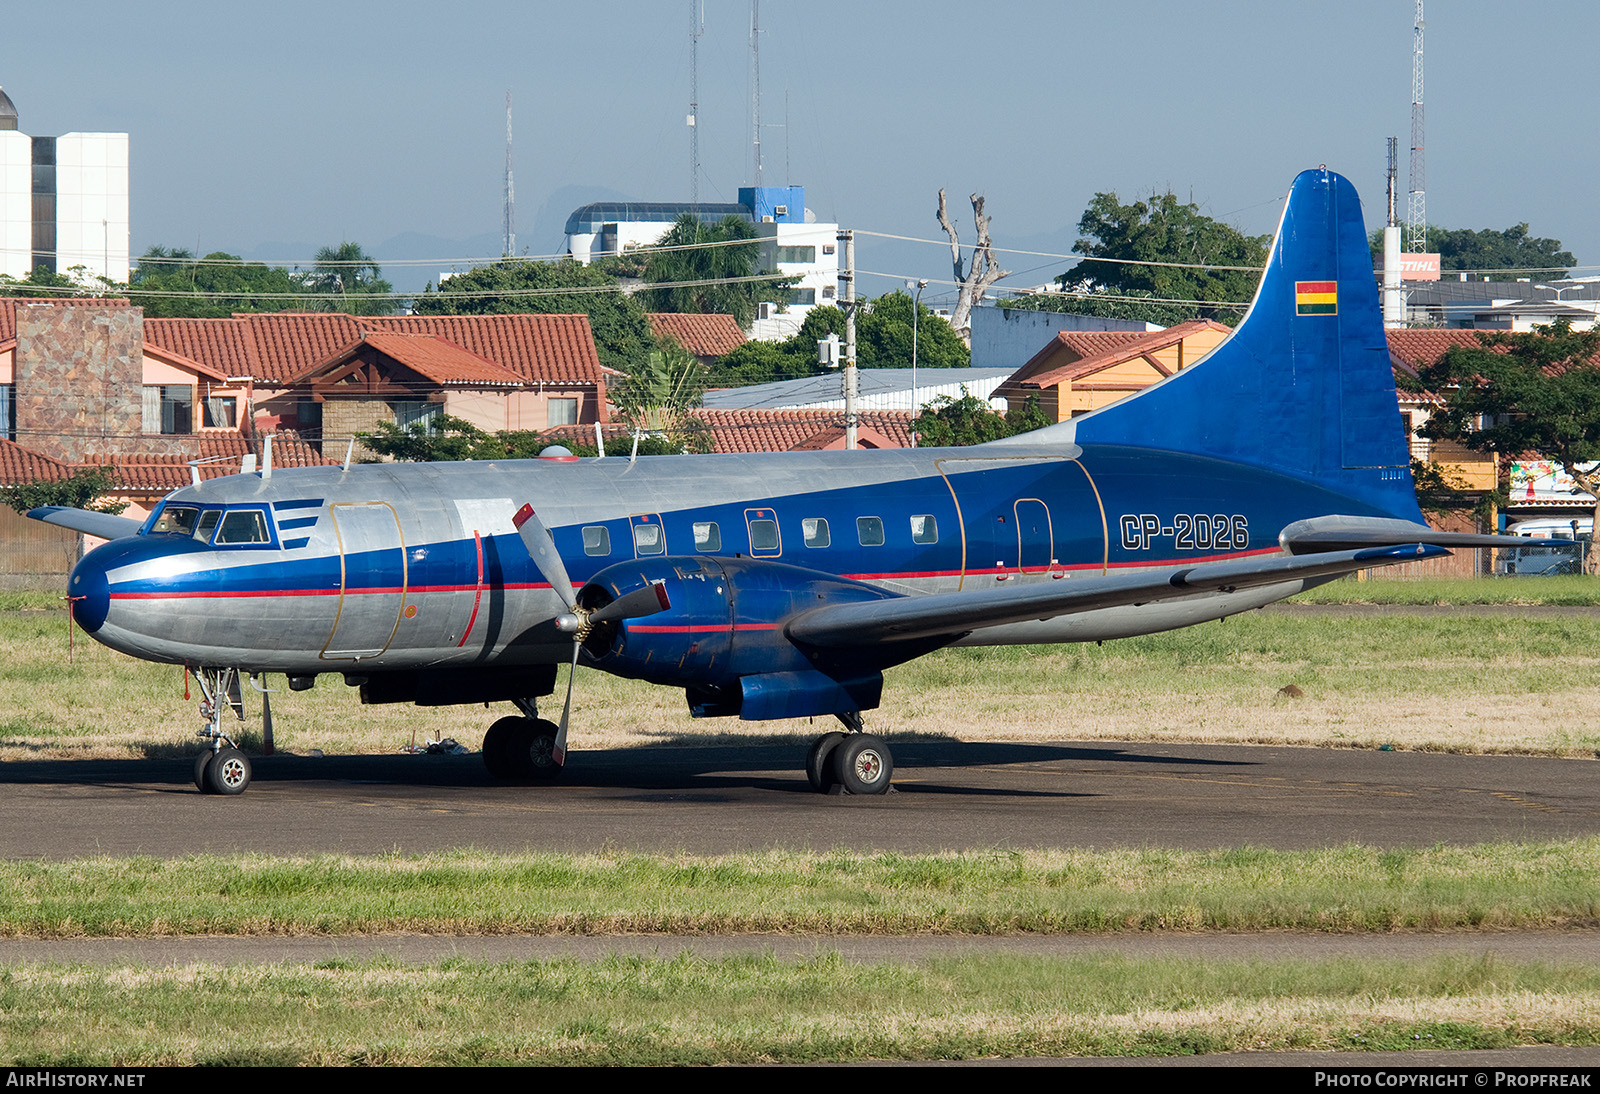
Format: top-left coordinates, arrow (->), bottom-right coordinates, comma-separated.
206,747 -> 252,795
482,716 -> 526,781
830,734 -> 893,796
193,749 -> 215,793
806,732 -> 846,793
518,718 -> 563,782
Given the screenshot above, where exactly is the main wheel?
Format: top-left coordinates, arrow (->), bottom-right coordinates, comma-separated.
806,732 -> 846,793
206,747 -> 252,795
193,748 -> 215,793
830,734 -> 893,796
516,718 -> 563,782
482,716 -> 526,781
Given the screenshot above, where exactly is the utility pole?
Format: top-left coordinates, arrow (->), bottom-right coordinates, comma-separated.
503,91 -> 515,256
1383,137 -> 1403,327
688,0 -> 702,204
839,229 -> 857,450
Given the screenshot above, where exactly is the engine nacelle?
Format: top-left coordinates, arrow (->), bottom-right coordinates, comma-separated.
576,556 -> 911,719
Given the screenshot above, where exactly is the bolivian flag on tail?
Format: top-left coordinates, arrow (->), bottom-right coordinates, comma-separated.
1295,280 -> 1337,316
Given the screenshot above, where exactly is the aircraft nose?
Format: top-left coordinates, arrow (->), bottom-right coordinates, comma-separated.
67,548 -> 111,633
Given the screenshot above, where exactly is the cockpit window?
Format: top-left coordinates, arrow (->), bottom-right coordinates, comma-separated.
215,510 -> 270,545
151,505 -> 200,535
194,511 -> 222,542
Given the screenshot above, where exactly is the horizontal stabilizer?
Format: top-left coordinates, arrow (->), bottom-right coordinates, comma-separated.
786,544 -> 1449,648
27,506 -> 144,541
1279,515 -> 1546,553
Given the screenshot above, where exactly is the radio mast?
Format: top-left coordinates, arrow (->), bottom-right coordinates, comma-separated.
1407,1 -> 1426,252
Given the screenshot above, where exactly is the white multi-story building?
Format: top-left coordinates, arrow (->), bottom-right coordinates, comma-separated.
564,185 -> 836,340
0,86 -> 129,284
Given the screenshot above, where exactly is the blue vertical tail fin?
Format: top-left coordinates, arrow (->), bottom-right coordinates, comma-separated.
1001,168 -> 1421,521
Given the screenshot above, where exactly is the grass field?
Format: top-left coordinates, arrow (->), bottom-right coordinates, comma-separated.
7,952 -> 1600,1065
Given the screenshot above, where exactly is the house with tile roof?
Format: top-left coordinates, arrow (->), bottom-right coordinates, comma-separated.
992,320 -> 1234,422
143,311 -> 610,452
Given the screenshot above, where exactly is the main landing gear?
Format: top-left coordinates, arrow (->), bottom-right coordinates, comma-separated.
481,699 -> 563,782
805,712 -> 894,795
191,666 -> 253,795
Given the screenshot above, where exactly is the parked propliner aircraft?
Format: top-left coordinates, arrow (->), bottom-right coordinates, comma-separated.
33,168 -> 1521,796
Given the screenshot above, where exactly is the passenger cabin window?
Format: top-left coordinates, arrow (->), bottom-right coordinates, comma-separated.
582,526 -> 611,556
910,514 -> 938,544
803,518 -> 830,548
693,522 -> 721,552
633,522 -> 664,555
856,516 -> 885,547
215,510 -> 270,545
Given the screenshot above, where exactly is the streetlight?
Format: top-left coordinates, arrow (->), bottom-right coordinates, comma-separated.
907,279 -> 927,447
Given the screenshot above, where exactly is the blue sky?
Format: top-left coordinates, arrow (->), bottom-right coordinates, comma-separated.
5,1 -> 1595,299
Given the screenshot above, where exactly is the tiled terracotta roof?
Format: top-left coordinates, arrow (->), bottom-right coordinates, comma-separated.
0,439 -> 74,485
368,314 -> 602,386
691,409 -> 913,452
293,332 -> 528,387
142,318 -> 260,379
541,410 -> 915,453
0,298 -> 133,347
144,312 -> 604,387
647,313 -> 746,358
1021,320 -> 1233,389
103,433 -> 337,493
1384,329 -> 1485,371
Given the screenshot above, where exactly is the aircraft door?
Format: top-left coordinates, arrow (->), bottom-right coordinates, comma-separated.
938,456 -> 1107,587
1015,498 -> 1053,574
323,502 -> 408,660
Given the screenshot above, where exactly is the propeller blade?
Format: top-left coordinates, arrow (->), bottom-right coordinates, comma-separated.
586,581 -> 672,627
553,642 -> 579,767
512,503 -> 576,611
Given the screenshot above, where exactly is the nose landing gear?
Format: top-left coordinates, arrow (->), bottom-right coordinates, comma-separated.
191,666 -> 253,795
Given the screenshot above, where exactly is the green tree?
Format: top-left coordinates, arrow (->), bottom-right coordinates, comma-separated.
1414,318 -> 1600,573
1059,191 -> 1268,324
128,248 -> 306,318
706,293 -> 968,388
413,259 -> 654,375
910,390 -> 1051,448
0,264 -> 111,299
0,466 -> 128,515
637,214 -> 790,329
1369,224 -> 1576,278
307,242 -> 395,316
611,338 -> 707,450
995,288 -> 1201,329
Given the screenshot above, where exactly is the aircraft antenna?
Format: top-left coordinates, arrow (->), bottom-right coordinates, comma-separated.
503,91 -> 515,256
1407,0 -> 1426,252
689,1 -> 702,204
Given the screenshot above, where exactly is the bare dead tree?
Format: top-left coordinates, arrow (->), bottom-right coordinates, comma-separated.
937,189 -> 1010,346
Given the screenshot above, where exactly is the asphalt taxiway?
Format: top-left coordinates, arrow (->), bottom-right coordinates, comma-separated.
1,739 -> 1595,858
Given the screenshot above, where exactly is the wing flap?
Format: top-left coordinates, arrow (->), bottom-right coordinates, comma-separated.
785,544 -> 1449,648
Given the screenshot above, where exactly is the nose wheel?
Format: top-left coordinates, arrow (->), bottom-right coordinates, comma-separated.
191,667 -> 253,795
